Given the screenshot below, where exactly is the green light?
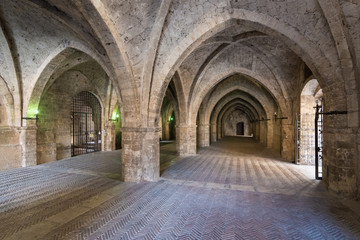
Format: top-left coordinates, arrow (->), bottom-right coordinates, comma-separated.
170,117 -> 174,121
35,110 -> 39,114
116,114 -> 119,118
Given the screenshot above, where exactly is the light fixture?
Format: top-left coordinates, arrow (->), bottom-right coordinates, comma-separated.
22,110 -> 39,120
274,111 -> 288,120
109,114 -> 119,122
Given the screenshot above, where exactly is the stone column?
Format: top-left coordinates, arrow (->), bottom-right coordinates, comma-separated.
0,127 -> 22,170
162,122 -> 170,140
104,123 -> 115,151
281,122 -> 294,161
176,124 -> 197,156
217,123 -> 222,140
198,124 -> 210,147
210,123 -> 217,143
121,127 -> 160,182
20,121 -> 37,167
324,127 -> 357,198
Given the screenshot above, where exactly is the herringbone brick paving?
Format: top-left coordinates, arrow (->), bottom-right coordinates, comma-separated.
1,137 -> 360,239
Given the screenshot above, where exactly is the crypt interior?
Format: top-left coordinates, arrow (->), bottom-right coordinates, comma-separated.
0,0 -> 360,239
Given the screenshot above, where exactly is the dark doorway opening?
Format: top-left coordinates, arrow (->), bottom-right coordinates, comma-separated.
71,91 -> 102,156
236,122 -> 244,135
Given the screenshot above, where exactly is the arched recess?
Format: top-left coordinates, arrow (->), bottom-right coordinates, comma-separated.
196,75 -> 280,151
36,70 -> 109,164
216,99 -> 267,146
209,94 -> 265,143
210,98 -> 263,143
221,107 -> 253,137
71,91 -> 102,156
25,42 -> 122,122
191,71 -> 285,126
297,79 -> 323,172
160,97 -> 175,141
160,79 -> 180,151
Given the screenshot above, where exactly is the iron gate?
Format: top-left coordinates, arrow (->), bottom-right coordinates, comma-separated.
295,104 -> 323,179
295,113 -> 316,165
315,103 -> 323,179
71,91 -> 102,156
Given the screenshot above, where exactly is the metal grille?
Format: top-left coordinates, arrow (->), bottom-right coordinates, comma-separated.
315,103 -> 323,179
295,113 -> 315,165
71,91 -> 102,156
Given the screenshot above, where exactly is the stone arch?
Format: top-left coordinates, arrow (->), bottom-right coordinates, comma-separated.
149,11 -> 345,127
73,0 -> 140,125
192,70 -> 285,125
221,107 -> 252,137
210,96 -> 266,145
0,27 -> 20,126
203,78 -> 276,124
25,42 -> 122,124
199,76 -> 277,125
36,70 -> 107,164
189,42 -> 290,111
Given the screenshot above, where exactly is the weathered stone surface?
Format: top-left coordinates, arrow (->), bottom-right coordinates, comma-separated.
0,0 -> 359,199
121,127 -> 160,182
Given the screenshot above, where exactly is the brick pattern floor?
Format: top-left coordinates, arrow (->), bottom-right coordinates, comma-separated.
1,137 -> 360,239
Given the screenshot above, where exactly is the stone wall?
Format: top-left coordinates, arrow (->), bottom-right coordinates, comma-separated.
223,109 -> 251,136
37,69 -> 109,164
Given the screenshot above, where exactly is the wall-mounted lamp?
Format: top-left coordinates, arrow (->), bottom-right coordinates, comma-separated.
109,114 -> 119,122
22,110 -> 39,120
274,112 -> 288,120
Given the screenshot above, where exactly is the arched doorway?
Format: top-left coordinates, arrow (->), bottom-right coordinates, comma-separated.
71,91 -> 102,156
296,79 -> 323,178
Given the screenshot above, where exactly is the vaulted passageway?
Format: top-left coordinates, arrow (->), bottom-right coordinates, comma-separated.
1,137 -> 360,239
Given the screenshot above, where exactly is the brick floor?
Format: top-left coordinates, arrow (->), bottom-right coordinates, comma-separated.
1,137 -> 360,239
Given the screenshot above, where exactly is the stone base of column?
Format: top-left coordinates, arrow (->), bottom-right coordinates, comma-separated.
20,123 -> 37,167
210,123 -> 217,143
104,123 -> 116,151
121,127 -> 160,182
0,126 -> 23,170
176,125 -> 197,156
198,124 -> 210,147
281,124 -> 294,161
324,128 -> 358,198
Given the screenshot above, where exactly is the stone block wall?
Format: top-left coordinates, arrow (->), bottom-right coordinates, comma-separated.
0,127 -> 22,170
36,69 -> 109,164
223,109 -> 251,136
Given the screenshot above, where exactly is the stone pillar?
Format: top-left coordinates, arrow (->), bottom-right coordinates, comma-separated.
198,124 -> 210,147
20,121 -> 37,167
121,127 -> 160,182
324,127 -> 357,198
162,121 -> 170,140
0,126 -> 22,170
176,125 -> 197,156
210,123 -> 217,143
281,122 -> 294,161
267,121 -> 274,148
217,123 -> 222,140
36,128 -> 56,164
104,123 -> 115,151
